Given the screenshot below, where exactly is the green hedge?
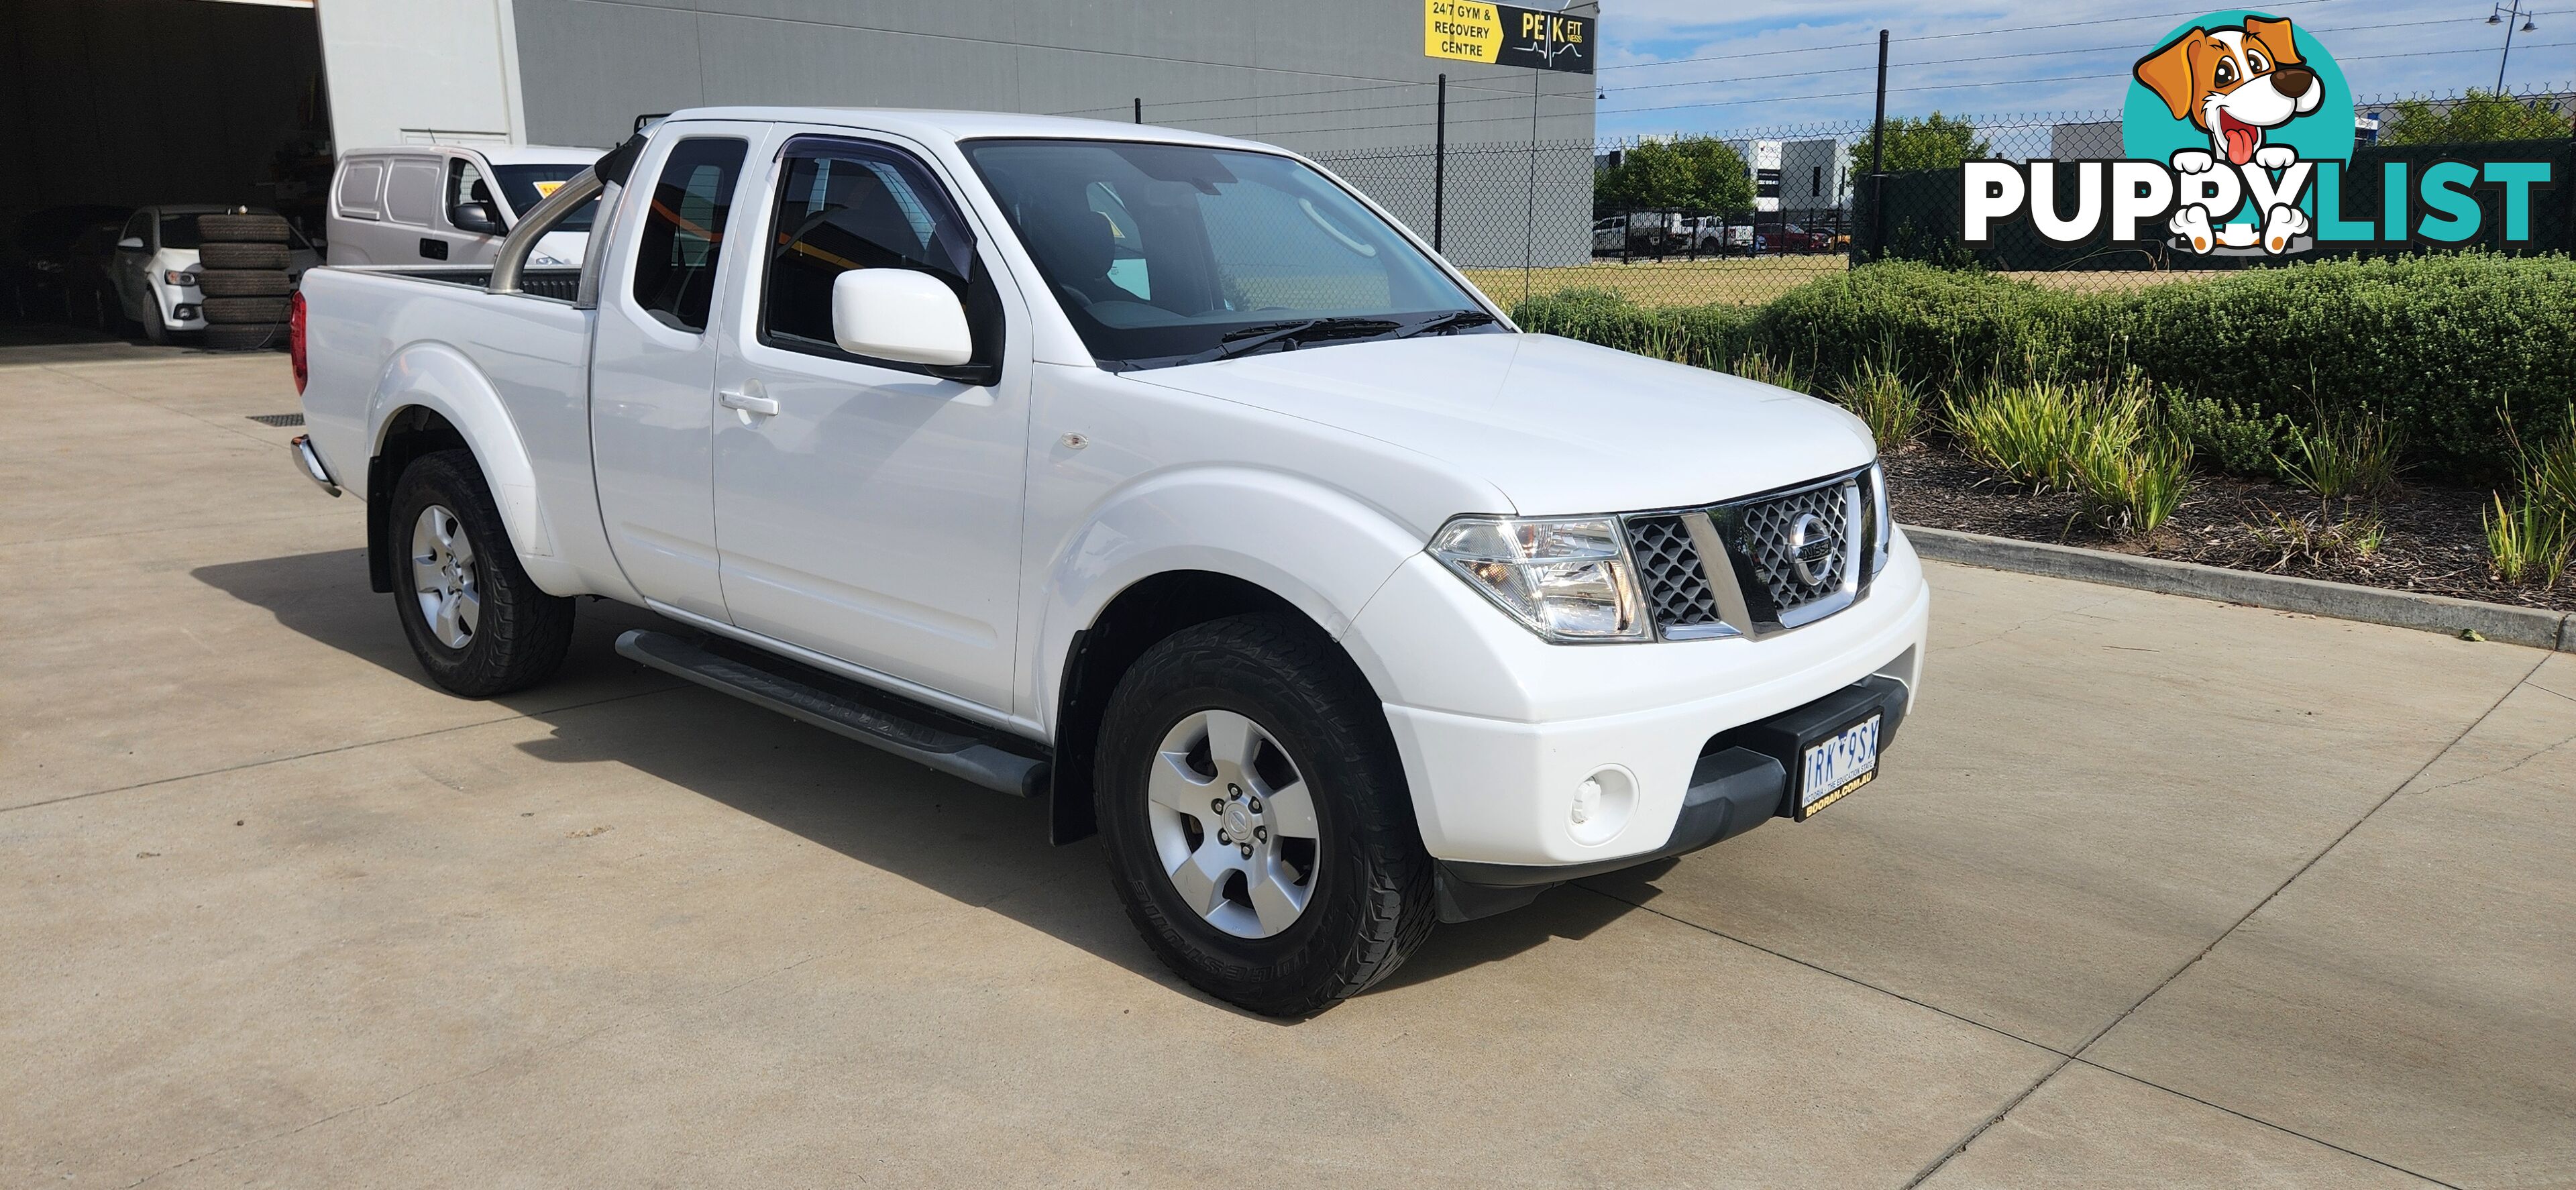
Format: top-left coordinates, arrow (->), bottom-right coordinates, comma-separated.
1513,256 -> 2576,480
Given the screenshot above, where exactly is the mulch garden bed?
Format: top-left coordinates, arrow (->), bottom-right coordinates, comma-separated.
1884,445 -> 2576,614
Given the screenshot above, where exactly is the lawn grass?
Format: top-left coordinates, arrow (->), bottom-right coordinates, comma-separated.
1464,256 -> 2218,309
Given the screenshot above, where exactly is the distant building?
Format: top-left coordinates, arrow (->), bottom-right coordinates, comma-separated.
2049,121 -> 2124,158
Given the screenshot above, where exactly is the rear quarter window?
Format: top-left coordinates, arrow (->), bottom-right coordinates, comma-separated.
337,161 -> 384,219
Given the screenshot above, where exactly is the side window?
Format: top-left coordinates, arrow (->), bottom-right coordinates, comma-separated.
631,137 -> 747,334
383,160 -> 441,226
120,212 -> 150,247
760,139 -> 997,373
446,159 -> 492,213
336,161 -> 384,220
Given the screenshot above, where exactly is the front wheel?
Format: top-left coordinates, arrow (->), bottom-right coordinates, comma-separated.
1095,614 -> 1436,1016
389,449 -> 575,697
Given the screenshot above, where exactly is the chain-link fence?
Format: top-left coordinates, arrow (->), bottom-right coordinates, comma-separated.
1303,87 -> 2576,312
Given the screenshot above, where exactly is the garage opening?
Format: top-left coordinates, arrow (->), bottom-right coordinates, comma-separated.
0,0 -> 329,345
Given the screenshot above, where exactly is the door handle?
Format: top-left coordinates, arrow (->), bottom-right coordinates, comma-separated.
718,388 -> 778,417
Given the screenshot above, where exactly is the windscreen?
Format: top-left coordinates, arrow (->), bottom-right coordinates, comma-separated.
492,164 -> 599,232
159,215 -> 203,250
963,140 -> 1487,369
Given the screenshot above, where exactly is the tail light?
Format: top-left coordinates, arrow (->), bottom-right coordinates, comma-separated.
289,290 -> 308,394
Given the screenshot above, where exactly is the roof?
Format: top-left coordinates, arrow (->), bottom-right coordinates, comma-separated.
657,107 -> 1286,154
336,144 -> 604,166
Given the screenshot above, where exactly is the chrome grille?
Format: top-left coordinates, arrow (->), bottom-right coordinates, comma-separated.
1726,478 -> 1857,619
1625,515 -> 1722,630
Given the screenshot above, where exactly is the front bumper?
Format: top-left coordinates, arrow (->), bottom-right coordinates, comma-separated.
1344,532 -> 1930,872
1433,675 -> 1911,920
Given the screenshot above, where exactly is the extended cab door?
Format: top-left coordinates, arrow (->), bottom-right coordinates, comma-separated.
378,156 -> 450,263
706,131 -> 1032,716
589,125 -> 763,622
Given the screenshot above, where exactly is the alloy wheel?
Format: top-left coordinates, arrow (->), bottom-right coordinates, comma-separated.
409,504 -> 482,649
1145,708 -> 1322,938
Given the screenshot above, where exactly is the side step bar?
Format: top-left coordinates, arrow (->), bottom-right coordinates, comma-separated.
614,629 -> 1049,798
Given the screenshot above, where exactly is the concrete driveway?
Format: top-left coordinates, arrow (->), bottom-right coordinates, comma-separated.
4,348 -> 2569,1189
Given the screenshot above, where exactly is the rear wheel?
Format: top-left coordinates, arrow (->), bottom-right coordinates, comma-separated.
389,449 -> 575,697
1094,614 -> 1435,1016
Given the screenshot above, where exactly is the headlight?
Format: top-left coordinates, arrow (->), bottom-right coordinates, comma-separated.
164,270 -> 199,287
1429,515 -> 1650,643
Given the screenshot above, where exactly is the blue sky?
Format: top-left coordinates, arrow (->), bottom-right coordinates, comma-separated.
1591,0 -> 2574,142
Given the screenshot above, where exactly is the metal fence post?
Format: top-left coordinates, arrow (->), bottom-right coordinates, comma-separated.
1434,73 -> 1447,252
1868,30 -> 1889,264
1525,66 -> 1540,305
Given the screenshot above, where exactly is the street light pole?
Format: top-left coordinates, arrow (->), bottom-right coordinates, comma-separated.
2490,0 -> 2539,92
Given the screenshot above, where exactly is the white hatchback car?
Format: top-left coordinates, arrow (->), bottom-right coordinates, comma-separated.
110,205 -> 320,343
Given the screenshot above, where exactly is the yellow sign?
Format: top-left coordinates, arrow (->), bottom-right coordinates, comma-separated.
1425,1 -> 1594,72
1424,0 -> 1503,64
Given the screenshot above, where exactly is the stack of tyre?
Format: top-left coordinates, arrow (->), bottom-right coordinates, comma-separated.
194,210 -> 294,351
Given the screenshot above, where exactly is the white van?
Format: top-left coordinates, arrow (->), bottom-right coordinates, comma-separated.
327,144 -> 602,268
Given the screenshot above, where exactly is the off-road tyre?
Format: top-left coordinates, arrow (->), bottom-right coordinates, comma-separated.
1094,613 -> 1436,1016
390,449 -> 576,698
198,242 -> 289,270
202,295 -> 290,324
202,323 -> 285,351
195,213 -> 291,243
197,269 -> 291,298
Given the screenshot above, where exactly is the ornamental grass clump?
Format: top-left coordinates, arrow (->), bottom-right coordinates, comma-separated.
2279,409 -> 2403,500
2073,423 -> 2192,536
1729,351 -> 1809,394
1832,344 -> 1925,448
2485,407 -> 2576,587
1947,377 -> 2089,490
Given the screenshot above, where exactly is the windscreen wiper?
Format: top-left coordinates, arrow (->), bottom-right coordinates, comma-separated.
1187,317 -> 1404,364
1389,309 -> 1499,339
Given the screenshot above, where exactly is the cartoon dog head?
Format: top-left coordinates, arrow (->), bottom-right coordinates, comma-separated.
2133,16 -> 2323,166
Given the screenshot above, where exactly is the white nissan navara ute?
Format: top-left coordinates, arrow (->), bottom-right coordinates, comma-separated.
286,109 -> 1928,1016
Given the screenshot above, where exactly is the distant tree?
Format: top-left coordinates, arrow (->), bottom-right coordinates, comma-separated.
1845,112 -> 1993,180
1595,136 -> 1755,214
2379,91 -> 2573,146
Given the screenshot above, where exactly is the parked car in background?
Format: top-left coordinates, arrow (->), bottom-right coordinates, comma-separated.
5,204 -> 129,321
1772,223 -> 1836,254
1678,216 -> 1755,256
62,220 -> 129,331
327,144 -> 602,268
292,108 -> 1927,1017
109,205 -> 320,343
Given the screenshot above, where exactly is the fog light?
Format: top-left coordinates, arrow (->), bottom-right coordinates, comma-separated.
172,304 -> 199,320
1568,765 -> 1638,845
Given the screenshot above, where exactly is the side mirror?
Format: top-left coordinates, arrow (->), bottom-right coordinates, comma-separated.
117,236 -> 147,251
448,202 -> 504,235
830,269 -> 973,368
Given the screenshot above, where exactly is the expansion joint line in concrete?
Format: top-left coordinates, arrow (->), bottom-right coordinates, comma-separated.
1894,651 -> 2546,1189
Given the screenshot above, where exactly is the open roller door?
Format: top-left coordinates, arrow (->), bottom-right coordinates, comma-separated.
0,0 -> 328,339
